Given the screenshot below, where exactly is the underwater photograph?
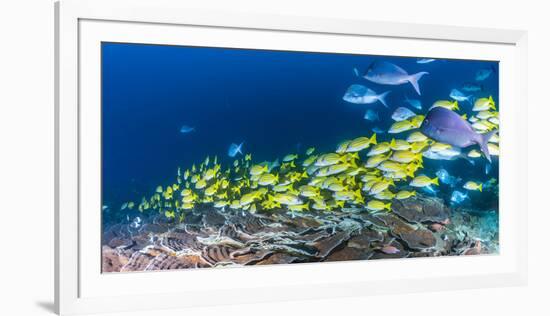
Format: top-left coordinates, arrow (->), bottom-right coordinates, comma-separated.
101,42 -> 499,273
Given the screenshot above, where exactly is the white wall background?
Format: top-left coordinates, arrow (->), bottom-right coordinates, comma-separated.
0,0 -> 547,315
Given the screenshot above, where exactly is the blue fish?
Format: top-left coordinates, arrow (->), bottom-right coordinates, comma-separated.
364,61 -> 429,95
421,107 -> 497,162
475,66 -> 496,81
353,67 -> 360,77
228,142 -> 244,157
461,82 -> 483,92
180,125 -> 195,133
404,96 -> 422,110
268,159 -> 280,172
450,190 -> 469,205
364,109 -> 379,121
372,126 -> 385,134
391,107 -> 416,122
342,84 -> 390,107
436,168 -> 459,186
449,89 -> 473,104
417,58 -> 436,64
421,185 -> 439,196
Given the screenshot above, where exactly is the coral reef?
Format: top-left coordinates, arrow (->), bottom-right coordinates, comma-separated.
102,194 -> 498,272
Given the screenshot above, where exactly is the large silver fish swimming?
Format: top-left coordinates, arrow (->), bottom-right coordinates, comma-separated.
421,107 -> 496,162
364,61 -> 429,95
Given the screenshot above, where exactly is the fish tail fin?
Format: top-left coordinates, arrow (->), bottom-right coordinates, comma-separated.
478,130 -> 497,163
489,96 -> 497,110
369,133 -> 378,145
478,184 -> 483,192
237,142 -> 244,155
378,91 -> 391,107
432,177 -> 440,186
408,72 -> 429,95
384,202 -> 392,211
406,166 -> 416,178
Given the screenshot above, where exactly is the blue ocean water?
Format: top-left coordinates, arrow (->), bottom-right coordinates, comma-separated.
101,42 -> 499,223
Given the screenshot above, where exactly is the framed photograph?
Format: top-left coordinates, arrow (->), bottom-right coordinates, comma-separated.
55,0 -> 528,314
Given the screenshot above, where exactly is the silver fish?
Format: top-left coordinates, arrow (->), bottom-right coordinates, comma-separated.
391,107 -> 416,122
364,109 -> 379,121
449,89 -> 473,104
450,190 -> 469,205
422,146 -> 474,165
342,84 -> 390,107
364,61 -> 429,95
404,96 -> 422,110
268,159 -> 280,172
228,142 -> 244,157
417,58 -> 436,64
436,168 -> 459,186
421,185 -> 439,196
475,66 -> 496,81
461,82 -> 483,92
180,125 -> 195,133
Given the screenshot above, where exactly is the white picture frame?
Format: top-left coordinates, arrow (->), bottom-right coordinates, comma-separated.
55,0 -> 528,314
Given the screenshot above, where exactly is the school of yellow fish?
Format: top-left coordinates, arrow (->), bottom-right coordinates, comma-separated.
119,95 -> 499,220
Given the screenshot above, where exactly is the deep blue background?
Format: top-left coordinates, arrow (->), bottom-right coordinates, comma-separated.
101,42 -> 499,208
